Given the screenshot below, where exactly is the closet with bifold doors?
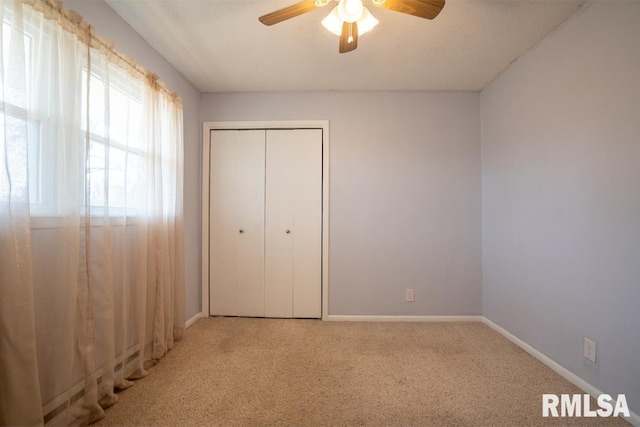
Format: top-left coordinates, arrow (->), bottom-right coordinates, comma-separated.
208,128 -> 322,319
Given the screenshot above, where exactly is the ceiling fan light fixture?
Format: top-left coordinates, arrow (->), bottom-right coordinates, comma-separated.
259,0 -> 445,53
321,7 -> 343,36
322,4 -> 377,37
356,7 -> 379,36
337,0 -> 364,23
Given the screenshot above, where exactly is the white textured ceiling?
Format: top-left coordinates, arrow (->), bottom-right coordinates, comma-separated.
105,0 -> 584,93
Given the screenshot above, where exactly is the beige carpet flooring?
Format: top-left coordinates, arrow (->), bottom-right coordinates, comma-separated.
95,317 -> 630,426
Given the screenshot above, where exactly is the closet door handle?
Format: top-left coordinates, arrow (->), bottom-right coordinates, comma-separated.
285,229 -> 291,234
239,229 -> 244,234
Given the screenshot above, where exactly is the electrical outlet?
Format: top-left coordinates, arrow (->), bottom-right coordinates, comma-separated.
584,337 -> 597,363
405,289 -> 415,302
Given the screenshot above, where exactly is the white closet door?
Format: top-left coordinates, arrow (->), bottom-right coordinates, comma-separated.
265,129 -> 322,318
209,130 -> 265,316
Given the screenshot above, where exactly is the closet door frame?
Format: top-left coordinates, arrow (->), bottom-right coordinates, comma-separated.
201,120 -> 330,320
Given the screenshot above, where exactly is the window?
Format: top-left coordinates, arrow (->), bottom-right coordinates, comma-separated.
1,8 -> 170,218
1,16 -> 41,205
0,112 -> 40,198
82,65 -> 146,216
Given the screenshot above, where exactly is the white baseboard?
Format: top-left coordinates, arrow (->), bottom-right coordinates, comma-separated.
186,312 -> 205,328
482,317 -> 640,426
325,315 -> 483,322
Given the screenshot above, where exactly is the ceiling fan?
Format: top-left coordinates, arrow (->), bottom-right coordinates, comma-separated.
259,0 -> 445,54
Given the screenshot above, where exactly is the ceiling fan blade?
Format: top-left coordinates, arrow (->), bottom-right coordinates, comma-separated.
259,0 -> 327,26
371,0 -> 445,20
339,21 -> 359,53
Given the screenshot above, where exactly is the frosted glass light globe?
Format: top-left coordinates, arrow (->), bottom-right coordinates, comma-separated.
337,0 -> 364,23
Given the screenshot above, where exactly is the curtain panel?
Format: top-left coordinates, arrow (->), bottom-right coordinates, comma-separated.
0,0 -> 185,425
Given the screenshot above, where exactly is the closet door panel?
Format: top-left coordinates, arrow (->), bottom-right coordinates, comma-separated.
209,132 -> 239,315
265,134 -> 294,318
265,129 -> 322,319
209,130 -> 265,317
291,129 -> 322,318
235,131 -> 266,317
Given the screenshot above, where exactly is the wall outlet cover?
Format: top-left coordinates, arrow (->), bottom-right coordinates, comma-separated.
405,289 -> 415,302
583,337 -> 597,363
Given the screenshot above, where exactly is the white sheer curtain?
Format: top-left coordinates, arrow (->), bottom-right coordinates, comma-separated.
0,0 -> 185,425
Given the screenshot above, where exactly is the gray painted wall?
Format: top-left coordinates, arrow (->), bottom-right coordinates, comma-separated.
481,1 -> 640,413
201,92 -> 483,315
64,1 -> 202,320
